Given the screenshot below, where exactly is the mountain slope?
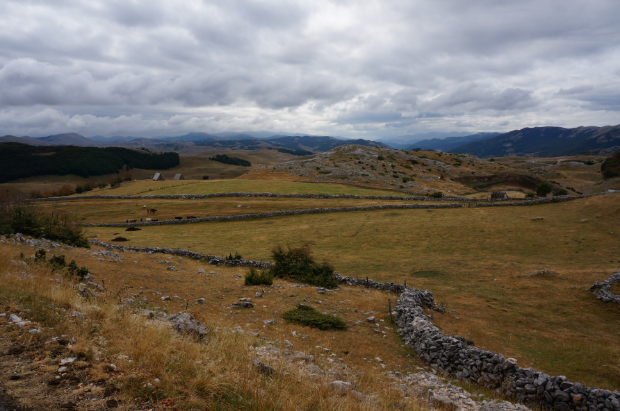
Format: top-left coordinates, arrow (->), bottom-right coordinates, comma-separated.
451,125 -> 620,157
36,133 -> 96,146
408,132 -> 500,151
0,135 -> 52,146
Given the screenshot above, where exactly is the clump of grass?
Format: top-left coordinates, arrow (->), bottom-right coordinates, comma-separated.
244,267 -> 273,286
282,304 -> 347,330
269,244 -> 337,288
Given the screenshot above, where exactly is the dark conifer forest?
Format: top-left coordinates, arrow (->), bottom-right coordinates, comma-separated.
0,143 -> 180,183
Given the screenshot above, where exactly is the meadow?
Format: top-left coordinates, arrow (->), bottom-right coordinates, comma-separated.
79,191 -> 620,390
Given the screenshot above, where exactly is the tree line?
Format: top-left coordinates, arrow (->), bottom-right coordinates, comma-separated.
0,143 -> 180,183
208,154 -> 251,167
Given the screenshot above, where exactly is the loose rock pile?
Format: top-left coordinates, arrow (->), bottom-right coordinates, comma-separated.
588,272 -> 620,304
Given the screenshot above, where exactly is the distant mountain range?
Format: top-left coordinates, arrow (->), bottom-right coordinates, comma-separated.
0,133 -> 388,154
407,132 -> 501,151
450,125 -> 620,157
2,124 -> 619,157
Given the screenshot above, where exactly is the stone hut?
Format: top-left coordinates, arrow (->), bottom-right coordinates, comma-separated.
173,174 -> 185,180
153,173 -> 166,181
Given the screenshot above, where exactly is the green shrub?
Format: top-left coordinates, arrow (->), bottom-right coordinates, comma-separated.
428,191 -> 444,198
536,182 -> 553,197
244,267 -> 273,286
49,254 -> 66,271
319,170 -> 332,174
553,188 -> 568,196
377,155 -> 384,160
526,192 -> 536,198
225,252 -> 243,261
282,305 -> 347,330
601,152 -> 620,179
409,159 -> 419,165
402,177 -> 413,183
269,245 -> 337,288
35,248 -> 46,262
202,175 -> 209,180
67,260 -> 89,278
0,202 -> 89,247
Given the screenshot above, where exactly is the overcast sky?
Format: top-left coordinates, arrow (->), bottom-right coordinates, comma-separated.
1,0 -> 619,139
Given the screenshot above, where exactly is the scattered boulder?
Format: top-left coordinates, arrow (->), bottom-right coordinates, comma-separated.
166,312 -> 209,338
232,302 -> 254,308
366,316 -> 375,323
195,298 -> 205,304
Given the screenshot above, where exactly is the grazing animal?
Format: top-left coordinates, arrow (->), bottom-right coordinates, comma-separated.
150,209 -> 157,213
174,216 -> 183,220
128,219 -> 137,223
187,216 -> 197,219
151,219 -> 158,222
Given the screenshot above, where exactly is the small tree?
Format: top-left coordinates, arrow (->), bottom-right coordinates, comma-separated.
553,188 -> 568,196
269,245 -> 337,288
536,182 -> 553,197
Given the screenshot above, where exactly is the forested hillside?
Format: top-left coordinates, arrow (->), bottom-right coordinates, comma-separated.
0,143 -> 180,183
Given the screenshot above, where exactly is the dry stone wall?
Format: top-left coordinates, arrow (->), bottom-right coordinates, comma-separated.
88,239 -> 273,269
395,288 -> 620,411
85,203 -> 464,227
588,272 -> 620,304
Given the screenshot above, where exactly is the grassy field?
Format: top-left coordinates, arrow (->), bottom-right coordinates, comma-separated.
0,240 -> 437,410
83,192 -> 620,390
36,197 -> 444,224
85,178 -> 410,197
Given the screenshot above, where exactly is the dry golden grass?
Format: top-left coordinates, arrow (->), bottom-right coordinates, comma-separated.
82,192 -> 620,390
0,241 -> 432,410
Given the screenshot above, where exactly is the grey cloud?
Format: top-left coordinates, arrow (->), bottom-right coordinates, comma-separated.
0,0 -> 619,138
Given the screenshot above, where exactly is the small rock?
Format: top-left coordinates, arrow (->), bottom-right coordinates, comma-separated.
232,302 -> 254,308
329,380 -> 352,394
58,366 -> 68,373
166,312 -> 209,338
284,340 -> 293,348
240,298 -> 252,302
263,319 -> 275,325
198,269 -> 205,274
255,292 -> 263,298
366,316 -> 375,323
28,329 -> 40,334
195,298 -> 205,304
161,296 -> 171,301
316,287 -> 326,294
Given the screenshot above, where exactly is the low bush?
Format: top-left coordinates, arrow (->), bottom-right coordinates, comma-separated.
0,202 -> 89,248
428,191 -> 443,198
553,188 -> 568,196
526,192 -> 536,198
601,152 -> 620,179
225,251 -> 243,261
48,254 -> 66,271
402,177 -> 414,183
282,304 -> 347,330
67,260 -> 89,278
269,245 -> 337,288
319,170 -> 332,174
536,182 -> 553,197
244,267 -> 273,286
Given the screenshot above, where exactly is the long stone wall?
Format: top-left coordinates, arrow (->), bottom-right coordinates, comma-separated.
395,288 -> 620,411
28,192 -> 479,202
588,272 -> 620,304
88,239 -> 273,269
84,203 -> 464,227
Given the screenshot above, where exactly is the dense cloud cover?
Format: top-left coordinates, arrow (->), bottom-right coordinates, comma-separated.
1,0 -> 619,138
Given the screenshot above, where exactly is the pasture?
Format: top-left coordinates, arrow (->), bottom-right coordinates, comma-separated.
79,191 -> 620,390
